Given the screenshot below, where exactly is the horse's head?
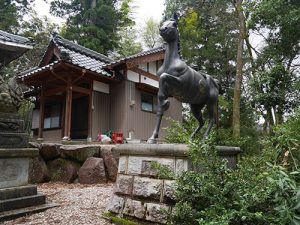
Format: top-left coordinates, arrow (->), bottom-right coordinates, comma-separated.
159,13 -> 179,43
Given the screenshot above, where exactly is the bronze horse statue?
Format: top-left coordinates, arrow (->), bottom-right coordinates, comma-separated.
147,14 -> 220,144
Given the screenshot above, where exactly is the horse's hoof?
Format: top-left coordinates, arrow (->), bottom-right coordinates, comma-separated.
147,138 -> 157,144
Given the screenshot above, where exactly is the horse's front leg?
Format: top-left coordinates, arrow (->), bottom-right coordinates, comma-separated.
147,73 -> 182,144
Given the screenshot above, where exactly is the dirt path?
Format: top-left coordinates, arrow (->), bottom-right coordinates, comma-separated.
3,182 -> 114,225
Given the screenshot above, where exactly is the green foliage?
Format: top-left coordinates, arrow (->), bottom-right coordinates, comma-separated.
102,212 -> 140,225
113,27 -> 142,58
150,161 -> 175,180
18,100 -> 34,134
268,110 -> 300,171
50,0 -> 134,55
141,18 -> 163,49
168,137 -> 300,225
248,0 -> 300,125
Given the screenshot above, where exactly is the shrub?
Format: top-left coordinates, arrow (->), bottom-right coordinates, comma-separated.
168,137 -> 300,225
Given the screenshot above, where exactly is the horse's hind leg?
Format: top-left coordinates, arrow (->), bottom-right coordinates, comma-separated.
190,104 -> 205,139
203,100 -> 217,139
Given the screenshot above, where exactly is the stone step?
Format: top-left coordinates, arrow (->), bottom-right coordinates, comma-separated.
0,202 -> 59,222
0,185 -> 37,200
0,194 -> 46,212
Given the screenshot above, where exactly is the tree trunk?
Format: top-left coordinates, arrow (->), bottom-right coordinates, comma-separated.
232,0 -> 246,139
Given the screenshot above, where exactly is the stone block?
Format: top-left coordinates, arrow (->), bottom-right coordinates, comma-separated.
123,199 -> 146,219
175,158 -> 189,175
0,115 -> 24,133
0,132 -> 28,148
114,175 -> 134,196
145,203 -> 169,223
132,177 -> 162,200
78,157 -> 107,184
47,158 -> 79,183
106,195 -> 125,214
0,185 -> 37,200
60,145 -> 100,163
118,156 -> 127,174
0,158 -> 29,189
100,146 -> 118,182
39,143 -> 61,161
127,156 -> 175,176
29,156 -> 49,184
163,180 -> 176,203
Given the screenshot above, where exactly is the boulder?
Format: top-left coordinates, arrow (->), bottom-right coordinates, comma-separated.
47,158 -> 79,183
39,143 -> 61,161
60,145 -> 100,163
100,145 -> 118,181
28,156 -> 49,183
78,157 -> 107,184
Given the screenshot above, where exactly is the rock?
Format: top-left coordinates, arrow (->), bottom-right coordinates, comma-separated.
78,157 -> 106,184
145,203 -> 169,223
163,180 -> 176,203
132,177 -> 163,200
28,156 -> 49,183
100,145 -> 118,181
39,143 -> 61,161
106,195 -> 125,214
60,145 -> 100,163
114,175 -> 134,196
47,158 -> 79,183
123,199 -> 146,219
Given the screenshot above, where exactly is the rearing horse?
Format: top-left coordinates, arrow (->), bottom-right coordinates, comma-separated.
147,14 -> 220,144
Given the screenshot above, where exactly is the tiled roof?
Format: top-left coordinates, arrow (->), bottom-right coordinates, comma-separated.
18,61 -> 59,80
0,30 -> 33,47
53,35 -> 113,63
19,34 -> 114,79
106,46 -> 165,68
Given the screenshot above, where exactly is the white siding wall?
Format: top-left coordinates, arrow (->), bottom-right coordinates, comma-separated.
127,70 -> 140,82
149,61 -> 157,74
141,75 -> 159,88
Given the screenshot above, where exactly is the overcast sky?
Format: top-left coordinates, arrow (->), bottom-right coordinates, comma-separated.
34,0 -> 165,29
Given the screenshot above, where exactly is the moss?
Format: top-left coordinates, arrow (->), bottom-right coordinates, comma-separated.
102,212 -> 142,225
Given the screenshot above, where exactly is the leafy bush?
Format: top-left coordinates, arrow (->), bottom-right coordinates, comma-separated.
269,110 -> 300,171
168,137 -> 300,225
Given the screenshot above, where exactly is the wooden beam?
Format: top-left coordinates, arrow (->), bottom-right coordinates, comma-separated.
72,85 -> 92,95
37,84 -> 45,140
72,69 -> 86,84
50,66 -> 68,83
44,86 -> 66,97
130,67 -> 159,81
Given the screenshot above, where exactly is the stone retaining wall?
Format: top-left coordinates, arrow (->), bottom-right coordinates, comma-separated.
28,143 -> 119,184
106,144 -> 241,224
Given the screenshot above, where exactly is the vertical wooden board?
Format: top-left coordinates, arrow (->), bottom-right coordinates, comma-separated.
92,91 -> 110,140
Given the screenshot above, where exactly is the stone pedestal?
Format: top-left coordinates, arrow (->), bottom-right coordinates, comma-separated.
106,144 -> 241,224
0,113 -> 58,221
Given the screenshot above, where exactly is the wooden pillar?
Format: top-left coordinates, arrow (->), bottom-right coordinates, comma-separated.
87,90 -> 93,142
37,85 -> 45,141
63,80 -> 72,140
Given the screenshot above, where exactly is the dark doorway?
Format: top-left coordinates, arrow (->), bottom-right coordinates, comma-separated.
71,96 -> 88,139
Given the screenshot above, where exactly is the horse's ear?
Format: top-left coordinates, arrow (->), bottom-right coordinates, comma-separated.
173,12 -> 179,23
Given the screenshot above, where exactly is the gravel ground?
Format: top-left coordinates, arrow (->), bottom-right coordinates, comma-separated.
3,182 -> 114,225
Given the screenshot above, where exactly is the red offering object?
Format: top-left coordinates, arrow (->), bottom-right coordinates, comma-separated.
112,132 -> 124,144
